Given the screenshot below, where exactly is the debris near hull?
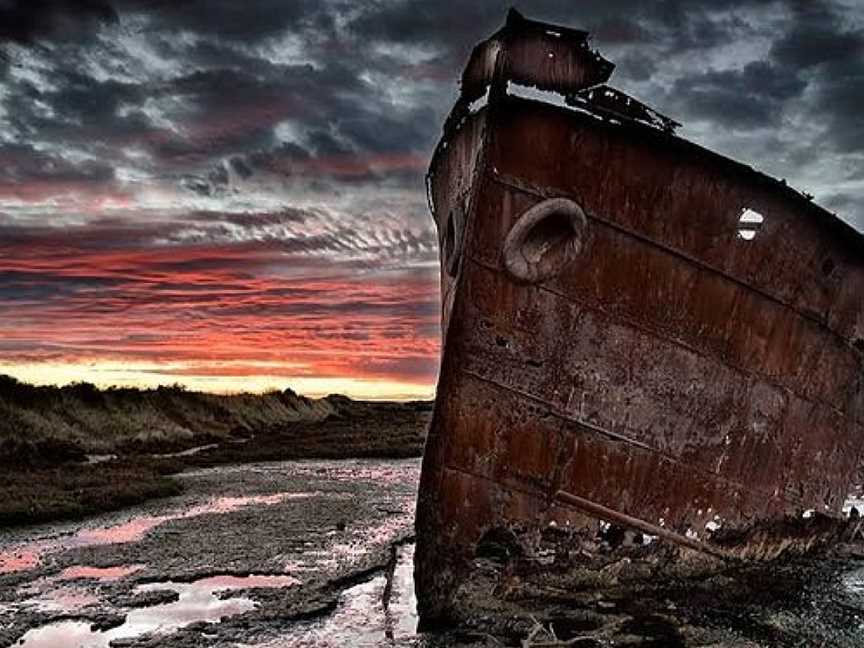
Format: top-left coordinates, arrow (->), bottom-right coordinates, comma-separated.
415,9 -> 864,626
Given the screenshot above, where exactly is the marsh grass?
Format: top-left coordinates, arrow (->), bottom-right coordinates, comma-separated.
0,375 -> 337,464
0,459 -> 183,526
0,376 -> 431,527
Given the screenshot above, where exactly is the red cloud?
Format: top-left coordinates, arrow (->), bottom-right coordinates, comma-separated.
0,234 -> 441,392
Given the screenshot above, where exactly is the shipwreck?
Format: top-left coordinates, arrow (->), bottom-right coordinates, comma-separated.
415,9 -> 864,624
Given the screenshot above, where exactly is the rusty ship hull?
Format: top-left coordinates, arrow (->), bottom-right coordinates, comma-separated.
415,10 -> 864,624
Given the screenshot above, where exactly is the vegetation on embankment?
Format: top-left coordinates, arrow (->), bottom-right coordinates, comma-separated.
0,375 -> 432,527
0,375 -> 339,465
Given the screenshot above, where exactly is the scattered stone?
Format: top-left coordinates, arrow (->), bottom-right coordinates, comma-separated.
108,638 -> 137,648
117,589 -> 180,608
90,613 -> 126,632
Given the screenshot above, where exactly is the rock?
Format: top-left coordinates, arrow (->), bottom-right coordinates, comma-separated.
90,613 -> 126,632
109,639 -> 137,648
116,589 -> 179,608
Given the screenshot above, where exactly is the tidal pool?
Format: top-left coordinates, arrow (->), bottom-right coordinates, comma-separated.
249,543 -> 422,648
0,459 -> 422,648
17,572 -> 302,647
0,492 -> 312,574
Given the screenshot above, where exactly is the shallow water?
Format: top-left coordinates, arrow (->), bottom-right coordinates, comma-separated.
10,564 -> 146,616
0,492 -> 311,574
17,572 -> 302,647
83,454 -> 118,465
19,584 -> 101,614
1,459 -> 421,647
153,443 -> 220,458
844,565 -> 864,595
58,564 -> 145,581
255,544 -> 422,648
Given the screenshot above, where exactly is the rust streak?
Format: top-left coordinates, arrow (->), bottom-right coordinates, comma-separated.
554,489 -> 737,561
460,366 -> 805,508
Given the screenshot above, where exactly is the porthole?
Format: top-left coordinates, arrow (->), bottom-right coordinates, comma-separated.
737,208 -> 764,241
502,197 -> 587,284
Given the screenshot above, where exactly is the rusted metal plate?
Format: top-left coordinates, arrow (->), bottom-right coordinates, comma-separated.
465,180 -> 862,418
417,10 -> 864,626
457,258 -> 862,504
460,9 -> 613,102
569,84 -> 681,133
489,99 -> 864,338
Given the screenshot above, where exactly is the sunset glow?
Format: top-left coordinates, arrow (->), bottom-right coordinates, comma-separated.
1,1 -> 861,398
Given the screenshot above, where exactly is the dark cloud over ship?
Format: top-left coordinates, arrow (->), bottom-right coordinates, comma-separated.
0,0 -> 861,394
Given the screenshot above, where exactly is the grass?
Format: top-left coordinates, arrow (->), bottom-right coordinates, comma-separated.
0,375 -> 341,464
0,459 -> 184,527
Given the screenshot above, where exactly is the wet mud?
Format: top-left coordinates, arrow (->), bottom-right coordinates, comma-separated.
0,459 -> 421,647
1,459 -> 863,647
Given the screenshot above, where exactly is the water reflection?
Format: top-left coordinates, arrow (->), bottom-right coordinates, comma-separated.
153,443 -> 219,458
844,566 -> 864,595
0,493 -> 310,574
58,564 -> 145,581
9,564 -> 144,618
27,585 -> 100,614
17,572 -> 302,648
256,544 -> 421,648
288,502 -> 414,574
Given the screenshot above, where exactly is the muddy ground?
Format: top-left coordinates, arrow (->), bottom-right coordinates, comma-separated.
0,459 -> 427,647
1,459 -> 863,647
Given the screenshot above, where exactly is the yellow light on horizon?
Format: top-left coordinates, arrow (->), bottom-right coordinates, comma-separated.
0,361 -> 436,402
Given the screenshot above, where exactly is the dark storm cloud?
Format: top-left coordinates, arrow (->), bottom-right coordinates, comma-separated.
0,143 -> 114,183
247,141 -> 310,170
771,0 -> 864,69
0,218 -> 172,250
0,206 -> 437,268
0,0 -> 861,218
0,67 -> 156,164
229,156 -> 253,179
1,8 -> 440,199
340,107 -> 438,155
669,61 -> 807,129
49,72 -> 140,122
350,0 -> 759,63
768,0 -> 864,154
187,209 -> 308,227
824,193 -> 864,230
116,0 -> 333,43
0,270 -> 122,301
0,0 -> 116,46
613,53 -> 657,82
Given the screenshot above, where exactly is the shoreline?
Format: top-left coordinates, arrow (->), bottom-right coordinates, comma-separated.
0,398 -> 431,528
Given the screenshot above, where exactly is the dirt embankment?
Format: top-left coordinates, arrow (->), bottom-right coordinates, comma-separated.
0,376 -> 431,527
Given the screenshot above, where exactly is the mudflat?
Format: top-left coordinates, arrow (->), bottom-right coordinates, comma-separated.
0,459 -> 423,647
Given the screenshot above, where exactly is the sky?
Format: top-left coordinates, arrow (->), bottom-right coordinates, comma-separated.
0,0 -> 862,399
